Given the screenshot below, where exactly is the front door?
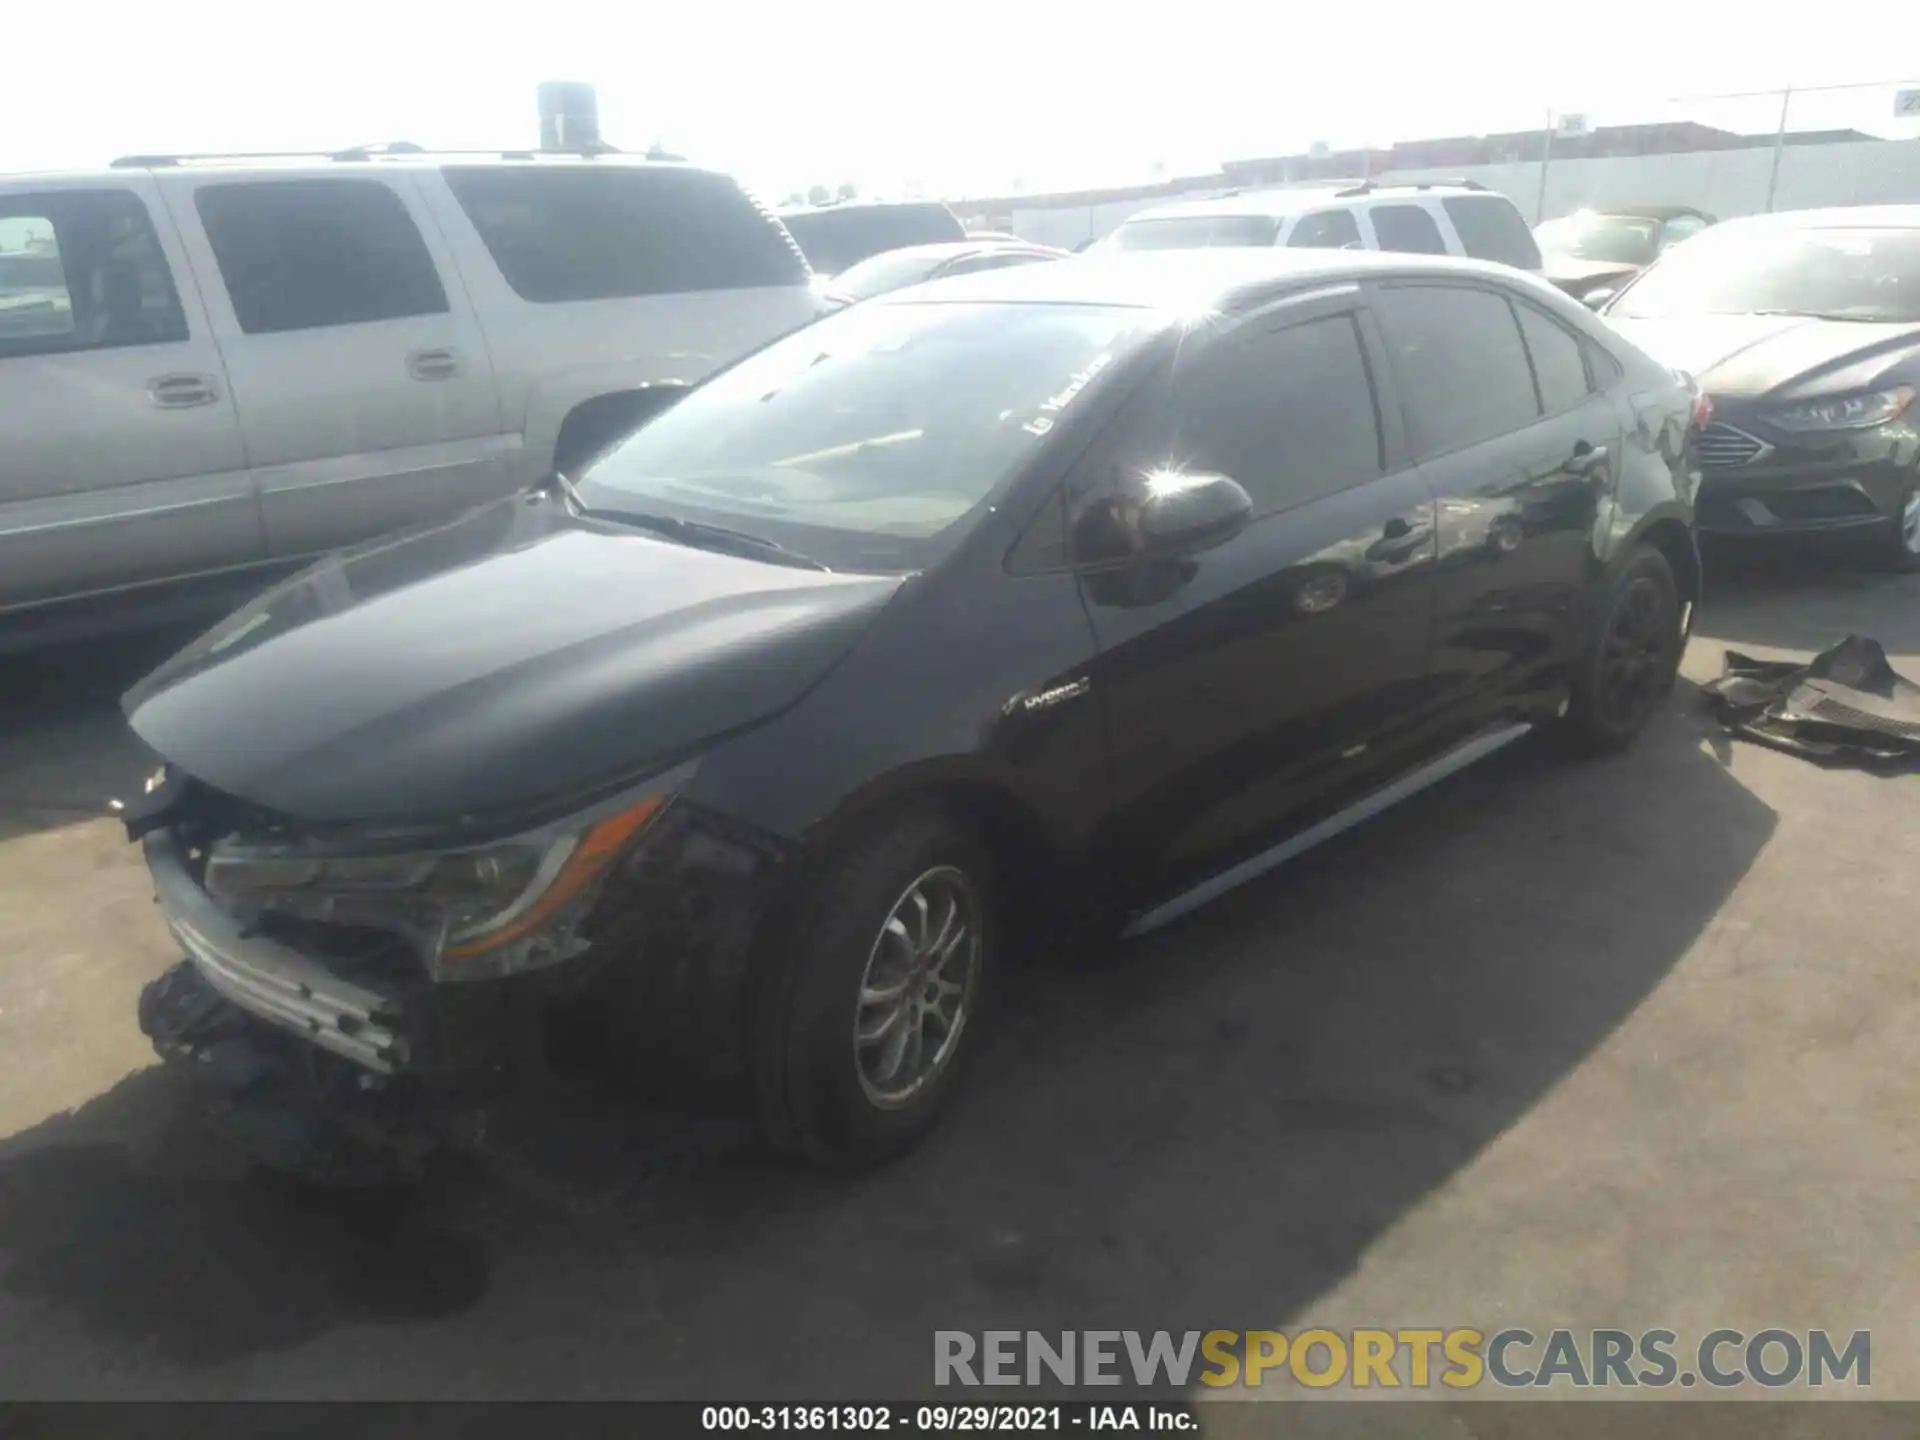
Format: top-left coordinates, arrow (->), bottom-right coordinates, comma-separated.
1076,292 -> 1439,903
160,172 -> 509,560
0,177 -> 257,614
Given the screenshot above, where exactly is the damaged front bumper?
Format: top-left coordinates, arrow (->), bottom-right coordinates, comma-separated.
144,828 -> 408,1074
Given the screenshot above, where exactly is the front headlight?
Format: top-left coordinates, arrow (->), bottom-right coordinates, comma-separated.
203,780 -> 679,981
1765,385 -> 1914,433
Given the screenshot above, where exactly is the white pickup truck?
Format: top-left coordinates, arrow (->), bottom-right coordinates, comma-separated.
0,149 -> 825,646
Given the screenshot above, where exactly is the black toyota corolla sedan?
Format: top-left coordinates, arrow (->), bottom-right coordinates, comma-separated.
125,249 -> 1702,1179
1602,205 -> 1920,570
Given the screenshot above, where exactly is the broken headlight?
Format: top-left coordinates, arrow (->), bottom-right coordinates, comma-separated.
202,780 -> 678,981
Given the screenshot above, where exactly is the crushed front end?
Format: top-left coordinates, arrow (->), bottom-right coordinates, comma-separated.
124,760 -> 712,1182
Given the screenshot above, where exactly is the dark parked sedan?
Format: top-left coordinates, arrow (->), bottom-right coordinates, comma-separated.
126,250 -> 1702,1178
821,239 -> 1068,307
1604,206 -> 1920,570
1536,205 -> 1715,303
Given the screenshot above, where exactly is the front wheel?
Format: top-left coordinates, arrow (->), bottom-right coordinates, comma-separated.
752,809 -> 995,1168
1869,482 -> 1920,573
1560,545 -> 1684,754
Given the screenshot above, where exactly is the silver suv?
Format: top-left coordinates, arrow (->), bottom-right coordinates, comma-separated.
1103,180 -> 1544,272
0,149 -> 823,647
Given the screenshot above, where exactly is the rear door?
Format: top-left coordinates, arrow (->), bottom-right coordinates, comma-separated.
1077,290 -> 1440,897
161,171 -> 510,559
0,177 -> 257,613
1370,280 -> 1621,716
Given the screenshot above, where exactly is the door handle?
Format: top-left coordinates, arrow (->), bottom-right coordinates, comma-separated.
406,347 -> 462,381
1564,442 -> 1611,480
148,373 -> 220,409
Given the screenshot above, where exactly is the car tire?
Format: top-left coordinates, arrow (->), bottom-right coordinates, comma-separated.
1870,482 -> 1920,573
1559,544 -> 1684,755
752,808 -> 995,1168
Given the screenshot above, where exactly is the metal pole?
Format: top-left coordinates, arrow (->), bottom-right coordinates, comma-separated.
1535,110 -> 1555,223
1765,85 -> 1792,212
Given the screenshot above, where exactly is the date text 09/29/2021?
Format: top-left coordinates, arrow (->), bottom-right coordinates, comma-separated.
701,1406 -> 1194,1432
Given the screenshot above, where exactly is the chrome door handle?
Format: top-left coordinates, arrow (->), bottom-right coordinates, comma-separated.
148,373 -> 220,409
407,347 -> 462,381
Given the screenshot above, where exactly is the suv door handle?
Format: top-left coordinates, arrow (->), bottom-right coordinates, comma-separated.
1564,442 -> 1610,479
407,347 -> 462,381
148,373 -> 221,409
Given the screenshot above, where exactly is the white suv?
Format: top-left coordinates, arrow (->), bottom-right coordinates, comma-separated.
0,149 -> 824,646
1102,180 -> 1544,271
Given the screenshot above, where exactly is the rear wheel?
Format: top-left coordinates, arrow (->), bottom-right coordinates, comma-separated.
1560,545 -> 1684,754
753,809 -> 994,1168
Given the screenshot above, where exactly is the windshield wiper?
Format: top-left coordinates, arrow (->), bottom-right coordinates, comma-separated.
547,475 -> 831,572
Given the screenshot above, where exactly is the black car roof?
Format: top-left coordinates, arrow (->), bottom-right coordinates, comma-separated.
876,247 -> 1543,313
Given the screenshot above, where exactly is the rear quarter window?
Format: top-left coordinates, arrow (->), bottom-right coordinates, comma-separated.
444,165 -> 808,302
1443,194 -> 1543,269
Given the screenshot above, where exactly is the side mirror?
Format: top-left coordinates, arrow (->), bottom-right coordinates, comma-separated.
1582,287 -> 1617,312
1136,471 -> 1254,557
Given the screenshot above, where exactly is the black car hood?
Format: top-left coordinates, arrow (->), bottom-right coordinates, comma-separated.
1607,312 -> 1920,400
124,495 -> 903,827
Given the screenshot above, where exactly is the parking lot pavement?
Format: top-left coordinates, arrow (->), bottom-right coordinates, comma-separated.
0,550 -> 1916,1404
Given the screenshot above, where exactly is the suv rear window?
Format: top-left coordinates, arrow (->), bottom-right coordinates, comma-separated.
1370,204 -> 1448,255
196,178 -> 449,335
444,166 -> 808,302
1443,194 -> 1543,269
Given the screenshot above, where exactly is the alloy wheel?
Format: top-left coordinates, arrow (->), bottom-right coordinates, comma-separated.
852,866 -> 982,1108
1595,576 -> 1674,730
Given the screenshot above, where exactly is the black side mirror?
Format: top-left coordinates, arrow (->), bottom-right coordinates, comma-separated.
1582,287 -> 1617,312
1072,471 -> 1254,566
1135,471 -> 1254,557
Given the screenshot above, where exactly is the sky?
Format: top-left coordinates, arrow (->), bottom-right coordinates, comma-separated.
6,2 -> 1919,202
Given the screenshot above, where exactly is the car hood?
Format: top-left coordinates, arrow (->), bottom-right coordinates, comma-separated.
124,495 -> 904,827
1606,312 -> 1920,400
1543,256 -> 1642,290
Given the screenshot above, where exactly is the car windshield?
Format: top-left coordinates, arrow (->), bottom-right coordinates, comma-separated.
1108,215 -> 1278,251
1535,214 -> 1661,267
1610,224 -> 1920,322
577,300 -> 1151,573
830,248 -> 947,300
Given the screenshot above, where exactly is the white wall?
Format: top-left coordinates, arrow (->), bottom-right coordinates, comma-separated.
1004,138 -> 1920,244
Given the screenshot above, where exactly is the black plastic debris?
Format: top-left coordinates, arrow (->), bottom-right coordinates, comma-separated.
1702,635 -> 1920,771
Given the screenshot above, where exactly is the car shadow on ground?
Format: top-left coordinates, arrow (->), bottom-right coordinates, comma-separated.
0,626 -> 196,844
0,680 -> 1777,1400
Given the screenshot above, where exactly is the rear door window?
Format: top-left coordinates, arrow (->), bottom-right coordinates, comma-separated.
196,178 -> 449,334
1374,284 -> 1541,457
1369,204 -> 1449,256
1287,210 -> 1363,249
1512,301 -> 1592,415
0,190 -> 188,357
445,166 -> 809,301
1442,194 -> 1543,269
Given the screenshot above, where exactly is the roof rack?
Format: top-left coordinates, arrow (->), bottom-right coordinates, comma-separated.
1333,177 -> 1488,198
109,142 -> 626,169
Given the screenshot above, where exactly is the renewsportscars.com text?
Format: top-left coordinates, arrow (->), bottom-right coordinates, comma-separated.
934,1329 -> 1870,1390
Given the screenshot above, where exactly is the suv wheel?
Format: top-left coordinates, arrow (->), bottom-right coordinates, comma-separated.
1561,545 -> 1684,754
753,809 -> 993,1167
1871,483 -> 1920,573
